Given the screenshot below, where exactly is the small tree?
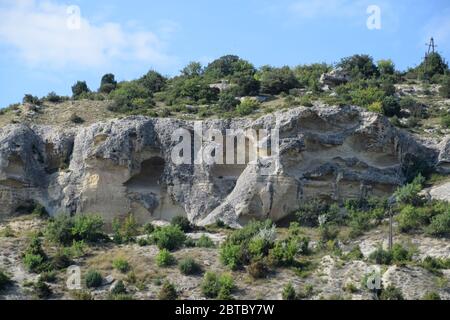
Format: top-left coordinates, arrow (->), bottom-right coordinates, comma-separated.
72,81 -> 90,98
99,74 -> 117,94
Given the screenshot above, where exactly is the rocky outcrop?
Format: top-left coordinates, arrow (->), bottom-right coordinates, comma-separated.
0,106 -> 442,226
320,67 -> 351,87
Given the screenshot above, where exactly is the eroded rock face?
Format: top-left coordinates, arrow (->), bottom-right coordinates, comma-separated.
0,106 -> 441,226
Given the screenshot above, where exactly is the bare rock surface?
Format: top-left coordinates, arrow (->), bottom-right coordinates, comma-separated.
0,106 -> 442,226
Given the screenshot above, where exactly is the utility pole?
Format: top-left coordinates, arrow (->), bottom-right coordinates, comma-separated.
388,206 -> 393,251
387,196 -> 396,251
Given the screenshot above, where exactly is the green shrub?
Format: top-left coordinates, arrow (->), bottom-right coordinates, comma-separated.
51,251 -> 72,270
178,258 -> 202,275
158,281 -> 178,300
111,280 -> 127,296
268,239 -> 298,267
45,214 -> 106,245
40,271 -> 57,283
152,225 -> 186,251
426,212 -> 450,238
235,98 -> 260,116
34,279 -> 52,299
282,282 -> 297,300
369,247 -> 392,265
72,215 -> 105,242
259,66 -> 299,95
201,272 -> 235,299
112,259 -> 130,273
23,253 -> 45,273
218,92 -> 239,111
382,96 -> 400,117
99,73 -> 117,94
391,244 -> 413,264
394,174 -> 425,205
72,81 -> 90,98
45,215 -> 74,245
196,235 -> 215,248
143,223 -> 155,234
220,243 -> 244,270
422,291 -> 441,300
379,285 -> 404,300
396,205 -> 426,233
23,236 -> 48,273
112,214 -> 140,244
85,270 -> 103,288
23,94 -> 41,105
345,246 -> 364,260
337,54 -> 378,79
441,114 -> 450,129
295,199 -> 328,227
420,256 -> 450,275
156,249 -> 176,267
69,290 -> 93,300
0,270 -> 12,291
171,216 -> 192,232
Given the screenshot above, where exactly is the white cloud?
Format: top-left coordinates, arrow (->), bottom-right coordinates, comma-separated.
0,0 -> 177,69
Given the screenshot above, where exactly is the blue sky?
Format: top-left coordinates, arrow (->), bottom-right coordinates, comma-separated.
0,0 -> 449,108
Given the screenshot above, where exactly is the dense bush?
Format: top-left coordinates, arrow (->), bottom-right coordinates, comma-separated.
108,81 -> 154,113
220,220 -> 276,270
171,216 -> 192,233
178,258 -> 202,275
295,199 -> 329,227
112,258 -> 130,273
394,174 -> 425,205
426,211 -> 450,237
158,281 -> 178,300
377,59 -> 395,77
99,73 -> 117,94
369,247 -> 392,265
45,214 -> 106,246
258,66 -> 299,95
337,54 -> 379,79
382,96 -> 400,117
23,236 -> 48,273
417,52 -> 448,80
268,238 -> 299,267
156,249 -> 176,267
152,225 -> 186,251
139,70 -> 166,93
85,270 -> 103,288
294,63 -> 331,91
235,98 -> 260,116
441,114 -> 450,129
72,81 -> 90,98
201,272 -> 235,299
220,243 -> 244,270
218,92 -> 239,111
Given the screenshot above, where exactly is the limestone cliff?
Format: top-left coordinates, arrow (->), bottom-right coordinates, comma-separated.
0,106 -> 445,226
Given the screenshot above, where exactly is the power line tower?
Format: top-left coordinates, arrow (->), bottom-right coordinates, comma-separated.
426,37 -> 437,55
423,37 -> 438,80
